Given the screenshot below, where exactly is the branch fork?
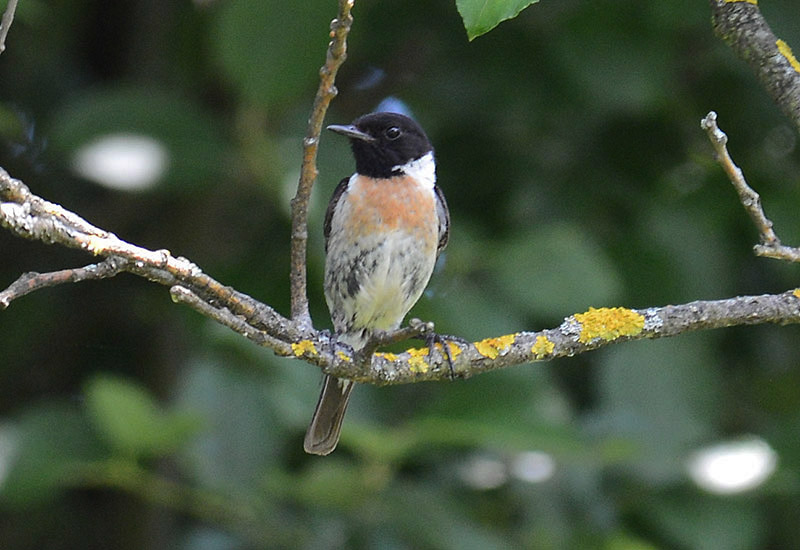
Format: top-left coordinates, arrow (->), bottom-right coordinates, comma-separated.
3,1 -> 800,392
701,111 -> 800,262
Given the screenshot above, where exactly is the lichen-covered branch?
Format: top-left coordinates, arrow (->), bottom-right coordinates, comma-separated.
289,0 -> 355,327
294,295 -> 800,385
701,111 -> 800,262
4,165 -> 800,385
710,0 -> 800,132
4,2 -> 800,389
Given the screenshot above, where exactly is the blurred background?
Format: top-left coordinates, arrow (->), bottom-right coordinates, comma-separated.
1,0 -> 800,548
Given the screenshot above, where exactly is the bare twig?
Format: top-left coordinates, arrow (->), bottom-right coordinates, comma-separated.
0,0 -> 18,54
3,165 -> 800,384
289,0 -> 355,327
0,167 -> 297,341
169,285 -> 294,357
0,257 -> 128,308
701,111 -> 800,262
709,0 -> 800,132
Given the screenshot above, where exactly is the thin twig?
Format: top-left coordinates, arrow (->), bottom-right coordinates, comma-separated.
169,285 -> 294,357
289,0 -> 355,327
701,111 -> 800,262
0,257 -> 128,308
0,0 -> 18,54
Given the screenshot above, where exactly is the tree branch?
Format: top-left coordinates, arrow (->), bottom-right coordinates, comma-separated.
3,1 -> 800,392
701,111 -> 800,262
0,257 -> 128,307
710,0 -> 800,132
0,0 -> 18,54
289,0 -> 354,327
0,168 -> 298,343
3,165 -> 800,384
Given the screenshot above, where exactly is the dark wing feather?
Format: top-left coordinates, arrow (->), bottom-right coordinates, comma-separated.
434,184 -> 450,256
323,177 -> 351,253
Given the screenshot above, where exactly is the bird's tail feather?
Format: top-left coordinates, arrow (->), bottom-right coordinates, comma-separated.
304,374 -> 356,455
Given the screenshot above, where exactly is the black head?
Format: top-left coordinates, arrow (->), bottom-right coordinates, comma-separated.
327,112 -> 433,178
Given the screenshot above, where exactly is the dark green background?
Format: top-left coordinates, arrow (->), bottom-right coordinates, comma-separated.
1,1 -> 799,548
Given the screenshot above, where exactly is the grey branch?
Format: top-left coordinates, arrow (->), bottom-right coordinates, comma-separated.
4,162 -> 800,385
0,167 -> 297,343
289,0 -> 354,327
3,0 -> 800,384
710,0 -> 800,132
0,257 -> 128,307
0,0 -> 18,54
701,111 -> 800,262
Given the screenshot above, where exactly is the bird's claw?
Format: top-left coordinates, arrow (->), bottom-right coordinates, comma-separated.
407,318 -> 465,381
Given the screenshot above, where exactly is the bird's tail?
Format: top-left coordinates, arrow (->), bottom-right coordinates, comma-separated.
304,375 -> 356,455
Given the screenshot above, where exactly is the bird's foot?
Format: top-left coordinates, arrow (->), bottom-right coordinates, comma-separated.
409,320 -> 469,380
356,320 -> 466,379
407,319 -> 470,380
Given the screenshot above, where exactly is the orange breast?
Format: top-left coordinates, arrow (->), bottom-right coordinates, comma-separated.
346,174 -> 437,245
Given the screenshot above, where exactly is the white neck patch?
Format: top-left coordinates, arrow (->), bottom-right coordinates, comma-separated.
393,151 -> 436,189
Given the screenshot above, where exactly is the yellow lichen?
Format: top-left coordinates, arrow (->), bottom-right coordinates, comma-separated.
84,235 -> 107,255
777,40 -> 800,73
531,335 -> 555,359
376,351 -> 399,362
446,341 -> 463,361
723,0 -> 757,4
793,288 -> 800,299
291,340 -> 318,357
407,347 -> 430,373
574,307 -> 644,344
335,350 -> 352,362
474,334 -> 517,359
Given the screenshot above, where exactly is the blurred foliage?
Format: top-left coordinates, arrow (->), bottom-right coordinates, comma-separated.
1,0 -> 800,549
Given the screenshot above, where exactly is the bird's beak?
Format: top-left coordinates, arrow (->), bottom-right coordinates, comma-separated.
327,124 -> 376,142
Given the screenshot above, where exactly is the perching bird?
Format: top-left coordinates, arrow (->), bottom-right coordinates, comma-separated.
304,112 -> 449,455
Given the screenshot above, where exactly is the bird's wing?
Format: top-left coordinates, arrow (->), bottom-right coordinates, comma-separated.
434,184 -> 450,256
323,176 -> 351,253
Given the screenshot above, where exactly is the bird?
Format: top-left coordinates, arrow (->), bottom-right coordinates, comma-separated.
304,112 -> 450,455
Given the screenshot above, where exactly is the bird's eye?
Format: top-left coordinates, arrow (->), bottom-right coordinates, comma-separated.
384,126 -> 401,140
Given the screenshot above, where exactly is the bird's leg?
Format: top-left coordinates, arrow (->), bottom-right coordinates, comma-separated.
321,329 -> 351,367
358,319 -> 465,380
355,324 -> 419,364
408,318 -> 470,381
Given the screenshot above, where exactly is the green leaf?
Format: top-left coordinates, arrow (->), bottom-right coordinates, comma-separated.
455,0 -> 539,40
85,375 -> 199,458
